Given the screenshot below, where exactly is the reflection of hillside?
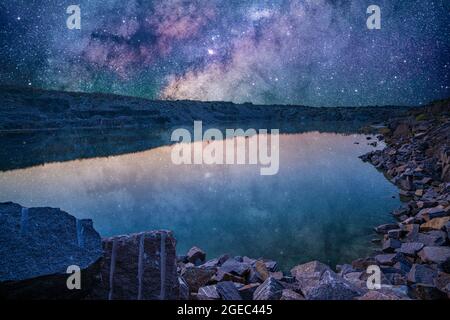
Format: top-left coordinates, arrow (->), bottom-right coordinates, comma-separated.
0,86 -> 413,171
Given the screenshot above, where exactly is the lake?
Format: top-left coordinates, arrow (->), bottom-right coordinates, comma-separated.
0,131 -> 399,270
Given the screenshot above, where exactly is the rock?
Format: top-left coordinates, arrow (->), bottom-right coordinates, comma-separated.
186,246 -> 206,265
382,239 -> 401,253
407,264 -> 437,285
238,283 -> 260,300
351,257 -> 377,271
280,289 -> 304,300
357,290 -> 402,300
409,230 -> 447,246
253,277 -> 284,300
409,284 -> 448,300
182,266 -> 216,294
420,217 -> 450,231
417,206 -> 447,221
197,285 -> 220,300
216,281 -> 242,300
263,260 -> 279,272
253,260 -> 270,281
200,254 -> 229,269
374,253 -> 400,266
336,264 -> 356,275
0,202 -> 103,299
218,258 -> 251,277
397,242 -> 424,256
434,272 -> 450,295
304,270 -> 362,300
291,261 -> 361,300
178,277 -> 189,300
291,260 -> 332,280
418,246 -> 450,265
90,230 -> 178,300
343,272 -> 366,288
374,223 -> 399,234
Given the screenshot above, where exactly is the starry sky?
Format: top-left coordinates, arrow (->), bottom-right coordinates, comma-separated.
0,0 -> 449,106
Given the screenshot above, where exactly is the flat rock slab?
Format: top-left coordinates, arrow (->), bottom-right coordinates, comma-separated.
0,202 -> 102,299
89,230 -> 179,300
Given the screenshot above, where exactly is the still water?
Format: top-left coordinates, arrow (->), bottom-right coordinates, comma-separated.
0,132 -> 399,270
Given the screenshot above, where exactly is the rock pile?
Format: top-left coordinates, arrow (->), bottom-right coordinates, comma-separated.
358,100 -> 450,299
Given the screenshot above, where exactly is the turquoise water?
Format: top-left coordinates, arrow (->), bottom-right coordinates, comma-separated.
0,131 -> 399,270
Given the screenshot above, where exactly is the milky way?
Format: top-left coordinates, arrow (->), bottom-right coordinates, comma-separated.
0,0 -> 449,106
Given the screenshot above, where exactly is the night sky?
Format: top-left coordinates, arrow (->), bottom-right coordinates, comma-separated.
0,0 -> 449,106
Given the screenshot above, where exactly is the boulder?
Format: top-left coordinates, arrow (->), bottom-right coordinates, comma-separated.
253,260 -> 270,281
280,289 -> 304,300
182,266 -> 216,294
291,261 -> 361,300
199,254 -> 229,269
420,217 -> 450,231
186,247 -> 206,265
304,270 -> 362,300
410,230 -> 447,246
216,281 -> 242,300
89,231 -> 179,300
217,258 -> 251,277
374,253 -> 400,266
407,264 -> 437,285
0,202 -> 102,299
397,242 -> 424,256
197,285 -> 220,300
418,246 -> 450,265
253,277 -> 284,300
417,206 -> 447,221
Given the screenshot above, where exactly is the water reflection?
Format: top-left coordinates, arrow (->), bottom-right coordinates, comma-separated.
0,132 -> 399,270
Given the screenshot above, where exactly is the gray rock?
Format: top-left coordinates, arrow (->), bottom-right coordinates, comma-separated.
407,264 -> 437,285
374,253 -> 399,266
218,258 -> 251,277
89,231 -> 179,300
291,261 -> 361,300
304,270 -> 362,300
0,202 -> 102,299
182,266 -> 216,294
410,230 -> 447,246
186,246 -> 206,265
253,277 -> 284,300
418,246 -> 450,265
397,242 -> 424,256
197,285 -> 220,300
280,289 -> 304,300
216,281 -> 242,300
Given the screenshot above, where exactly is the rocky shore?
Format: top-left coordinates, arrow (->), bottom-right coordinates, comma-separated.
0,98 -> 449,300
